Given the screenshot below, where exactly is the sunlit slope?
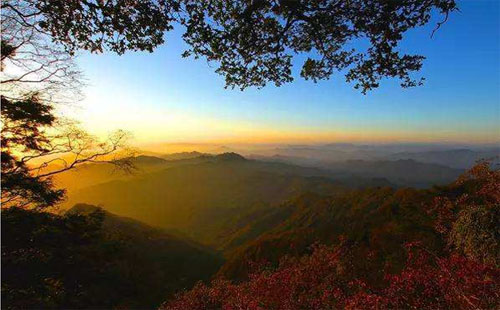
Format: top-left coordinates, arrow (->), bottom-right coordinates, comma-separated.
54,154 -> 217,195
68,204 -> 224,308
65,153 -> 390,247
218,188 -> 440,281
53,155 -> 167,195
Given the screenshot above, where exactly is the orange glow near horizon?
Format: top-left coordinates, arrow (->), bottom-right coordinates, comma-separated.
57,90 -> 499,152
134,126 -> 500,155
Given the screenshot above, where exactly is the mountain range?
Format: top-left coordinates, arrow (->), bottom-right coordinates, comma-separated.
56,151 -> 467,249
35,149 -> 498,308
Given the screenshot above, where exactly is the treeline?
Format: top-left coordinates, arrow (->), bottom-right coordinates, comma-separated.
162,162 -> 499,309
2,163 -> 498,309
1,205 -> 222,309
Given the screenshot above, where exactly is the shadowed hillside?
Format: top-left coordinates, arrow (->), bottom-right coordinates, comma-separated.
162,162 -> 500,310
2,204 -> 223,309
218,187 -> 441,280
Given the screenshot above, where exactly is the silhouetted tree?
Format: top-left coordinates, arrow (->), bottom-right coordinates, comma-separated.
1,0 -> 133,210
1,0 -> 82,102
1,95 -> 64,209
1,207 -> 107,309
4,0 -> 458,93
1,94 -> 131,209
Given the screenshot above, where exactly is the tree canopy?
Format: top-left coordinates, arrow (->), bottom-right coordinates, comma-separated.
0,94 -> 131,209
1,0 -> 135,211
162,163 -> 500,310
6,0 -> 458,93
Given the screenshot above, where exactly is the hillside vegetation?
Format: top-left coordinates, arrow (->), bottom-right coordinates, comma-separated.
3,156 -> 498,309
2,204 -> 223,309
162,162 -> 499,309
58,152 -> 467,248
61,154 -> 354,247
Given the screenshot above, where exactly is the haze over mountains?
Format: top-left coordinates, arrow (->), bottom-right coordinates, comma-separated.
61,153 -> 347,247
55,144 -> 496,248
29,144 -> 500,308
238,143 -> 497,168
141,142 -> 498,168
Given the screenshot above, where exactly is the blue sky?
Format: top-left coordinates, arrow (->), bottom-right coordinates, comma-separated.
72,0 -> 499,145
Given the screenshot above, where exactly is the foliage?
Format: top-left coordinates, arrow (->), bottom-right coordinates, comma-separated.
162,243 -> 353,310
450,205 -> 499,267
430,161 -> 500,265
1,205 -> 223,309
163,163 -> 500,309
219,187 -> 440,281
34,0 -> 175,54
1,206 -> 106,309
348,244 -> 499,310
1,95 -> 64,208
1,94 -> 131,210
162,242 -> 499,310
179,0 -> 457,92
4,0 -> 458,93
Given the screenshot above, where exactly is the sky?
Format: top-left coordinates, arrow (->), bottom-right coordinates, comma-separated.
64,0 -> 500,148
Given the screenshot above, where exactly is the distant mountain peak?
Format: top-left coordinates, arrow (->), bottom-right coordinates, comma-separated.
215,152 -> 247,161
133,155 -> 167,164
162,151 -> 208,161
67,203 -> 103,215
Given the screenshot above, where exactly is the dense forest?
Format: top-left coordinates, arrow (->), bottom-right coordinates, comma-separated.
2,204 -> 222,309
2,157 -> 499,309
2,0 -> 499,309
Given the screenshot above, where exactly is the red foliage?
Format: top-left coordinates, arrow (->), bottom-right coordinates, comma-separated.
162,244 -> 357,310
350,244 -> 499,309
162,163 -> 500,310
456,161 -> 500,203
163,244 -> 499,310
429,161 -> 499,235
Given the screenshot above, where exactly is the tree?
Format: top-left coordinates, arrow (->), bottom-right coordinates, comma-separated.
162,164 -> 500,309
349,244 -> 499,310
429,161 -> 500,266
1,0 -> 83,102
4,0 -> 458,93
1,204 -> 224,309
1,206 -> 107,309
178,0 -> 457,92
162,242 -> 499,310
449,205 -> 499,267
1,94 -> 132,209
1,0 -> 133,210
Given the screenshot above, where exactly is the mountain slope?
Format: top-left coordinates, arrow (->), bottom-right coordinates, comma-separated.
65,157 -> 358,248
388,148 -> 500,169
251,155 -> 463,188
218,187 -> 441,280
2,205 -> 223,309
325,159 -> 463,188
67,204 -> 224,305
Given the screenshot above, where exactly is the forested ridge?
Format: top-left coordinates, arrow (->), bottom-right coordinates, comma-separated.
2,160 -> 499,309
2,0 -> 498,309
162,161 -> 499,309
